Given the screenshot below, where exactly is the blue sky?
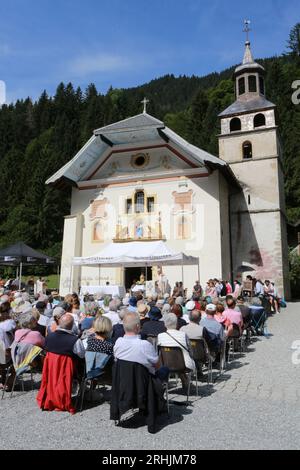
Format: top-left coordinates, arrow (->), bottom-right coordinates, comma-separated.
0,0 -> 298,102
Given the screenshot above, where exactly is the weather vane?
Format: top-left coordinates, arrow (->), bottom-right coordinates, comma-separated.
141,97 -> 149,114
243,19 -> 251,42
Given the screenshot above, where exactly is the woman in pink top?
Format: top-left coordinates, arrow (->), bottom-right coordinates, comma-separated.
233,280 -> 242,299
14,311 -> 45,348
215,303 -> 233,337
215,303 -> 227,325
205,281 -> 218,299
224,299 -> 243,336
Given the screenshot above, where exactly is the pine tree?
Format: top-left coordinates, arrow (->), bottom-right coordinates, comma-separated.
287,23 -> 300,57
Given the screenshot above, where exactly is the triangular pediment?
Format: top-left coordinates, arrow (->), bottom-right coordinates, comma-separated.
46,112 -> 227,187
88,145 -> 200,181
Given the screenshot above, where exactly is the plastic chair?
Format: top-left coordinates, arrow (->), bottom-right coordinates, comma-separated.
158,346 -> 193,412
3,342 -> 43,398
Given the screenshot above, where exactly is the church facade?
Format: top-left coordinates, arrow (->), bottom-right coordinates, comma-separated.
47,40 -> 290,298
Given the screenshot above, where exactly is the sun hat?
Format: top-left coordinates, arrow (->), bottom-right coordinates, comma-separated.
137,303 -> 150,316
129,297 -> 137,307
148,306 -> 162,321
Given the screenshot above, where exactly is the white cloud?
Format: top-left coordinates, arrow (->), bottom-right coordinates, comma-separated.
69,53 -> 133,76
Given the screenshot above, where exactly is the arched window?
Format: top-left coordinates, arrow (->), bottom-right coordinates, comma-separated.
230,117 -> 242,132
248,75 -> 257,92
135,191 -> 145,213
259,76 -> 265,95
243,141 -> 253,159
238,77 -> 245,95
254,113 -> 266,128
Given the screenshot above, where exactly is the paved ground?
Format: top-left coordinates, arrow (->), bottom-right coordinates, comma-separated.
1,302 -> 300,450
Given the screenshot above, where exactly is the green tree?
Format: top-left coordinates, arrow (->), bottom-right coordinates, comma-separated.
287,22 -> 300,57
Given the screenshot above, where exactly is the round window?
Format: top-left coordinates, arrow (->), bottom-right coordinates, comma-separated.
135,155 -> 145,167
131,153 -> 149,169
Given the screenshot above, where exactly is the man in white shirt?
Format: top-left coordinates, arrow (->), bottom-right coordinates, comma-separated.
255,279 -> 264,297
180,309 -> 203,340
114,312 -> 161,376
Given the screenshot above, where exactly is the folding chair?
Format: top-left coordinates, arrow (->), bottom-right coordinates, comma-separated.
190,338 -> 213,385
158,346 -> 193,413
78,351 -> 111,411
3,342 -> 43,398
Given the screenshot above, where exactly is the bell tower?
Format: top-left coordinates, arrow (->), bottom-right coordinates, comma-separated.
218,27 -> 290,297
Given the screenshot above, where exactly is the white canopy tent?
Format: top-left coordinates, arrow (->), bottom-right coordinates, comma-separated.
73,241 -> 199,267
72,241 -> 200,287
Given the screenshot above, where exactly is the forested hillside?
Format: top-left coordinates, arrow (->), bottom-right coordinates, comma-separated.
0,23 -> 299,263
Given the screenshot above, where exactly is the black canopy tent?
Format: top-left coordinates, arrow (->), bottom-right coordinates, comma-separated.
0,242 -> 56,290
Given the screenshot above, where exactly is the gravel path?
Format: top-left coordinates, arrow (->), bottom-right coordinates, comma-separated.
1,302 -> 300,450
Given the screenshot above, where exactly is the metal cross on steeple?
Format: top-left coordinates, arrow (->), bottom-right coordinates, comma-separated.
141,97 -> 149,114
243,19 -> 251,43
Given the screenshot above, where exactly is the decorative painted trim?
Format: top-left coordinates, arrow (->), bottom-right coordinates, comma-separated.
77,173 -> 209,190
86,143 -> 199,180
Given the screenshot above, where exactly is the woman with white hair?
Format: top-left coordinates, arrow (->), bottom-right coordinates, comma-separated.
79,301 -> 100,332
103,300 -> 121,326
48,307 -> 66,334
161,303 -> 171,316
157,313 -> 195,372
111,307 -> 127,344
14,310 -> 45,348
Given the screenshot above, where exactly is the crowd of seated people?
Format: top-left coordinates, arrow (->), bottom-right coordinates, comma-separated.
0,275 -> 282,415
